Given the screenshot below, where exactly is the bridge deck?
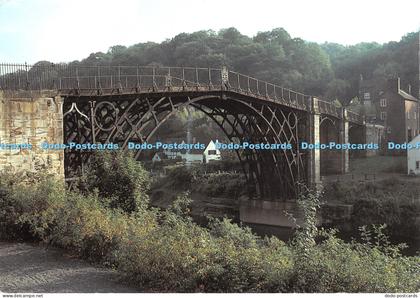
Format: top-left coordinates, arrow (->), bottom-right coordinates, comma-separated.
0,63 -> 364,124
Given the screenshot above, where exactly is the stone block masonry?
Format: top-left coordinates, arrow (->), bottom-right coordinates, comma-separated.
0,91 -> 64,178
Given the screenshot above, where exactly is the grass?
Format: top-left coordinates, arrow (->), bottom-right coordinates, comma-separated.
349,155 -> 406,174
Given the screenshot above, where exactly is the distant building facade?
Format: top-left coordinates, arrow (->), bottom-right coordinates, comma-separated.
359,77 -> 420,150
152,140 -> 221,164
203,140 -> 221,163
407,135 -> 420,175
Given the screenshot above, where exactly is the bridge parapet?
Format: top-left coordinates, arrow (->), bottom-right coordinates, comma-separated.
346,109 -> 365,125
0,63 -> 362,123
317,99 -> 342,118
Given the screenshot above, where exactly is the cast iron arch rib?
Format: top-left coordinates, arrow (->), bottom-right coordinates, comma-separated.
63,92 -> 307,200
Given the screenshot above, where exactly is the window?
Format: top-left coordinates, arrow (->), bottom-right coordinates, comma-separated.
380,112 -> 387,120
208,150 -> 217,155
364,92 -> 371,100
407,111 -> 410,120
380,98 -> 387,107
416,161 -> 420,170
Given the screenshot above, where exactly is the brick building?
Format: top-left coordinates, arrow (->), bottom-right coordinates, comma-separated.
359,77 -> 419,149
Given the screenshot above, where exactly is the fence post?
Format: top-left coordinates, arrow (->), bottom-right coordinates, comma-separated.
208,68 -> 212,89
195,68 -> 199,89
25,62 -> 30,91
76,68 -> 80,90
265,82 -> 268,98
136,66 -> 140,92
152,67 -> 157,91
221,66 -> 229,90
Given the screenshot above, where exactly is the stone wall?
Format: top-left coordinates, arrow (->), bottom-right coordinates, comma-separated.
0,92 -> 64,178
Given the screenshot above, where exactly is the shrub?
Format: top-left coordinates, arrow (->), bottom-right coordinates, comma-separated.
0,174 -> 30,240
0,171 -> 419,293
80,150 -> 150,213
288,188 -> 420,293
166,165 -> 198,190
194,172 -> 246,197
323,179 -> 420,242
0,173 -> 65,241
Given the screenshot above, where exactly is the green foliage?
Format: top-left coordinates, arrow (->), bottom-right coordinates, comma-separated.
322,31 -> 419,101
193,171 -> 246,197
0,172 -> 419,292
63,28 -> 420,103
291,185 -> 321,254
166,165 -> 199,190
167,191 -> 193,219
81,150 -> 150,213
288,186 -> 419,292
289,229 -> 419,292
0,172 -> 65,241
323,178 -> 420,242
208,217 -> 259,248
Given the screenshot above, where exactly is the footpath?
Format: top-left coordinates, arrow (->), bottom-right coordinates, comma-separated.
0,242 -> 138,293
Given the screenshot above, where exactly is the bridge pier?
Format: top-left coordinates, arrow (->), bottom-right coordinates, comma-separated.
339,109 -> 349,174
307,97 -> 321,188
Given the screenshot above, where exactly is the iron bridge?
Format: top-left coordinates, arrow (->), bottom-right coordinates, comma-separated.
0,63 -> 365,200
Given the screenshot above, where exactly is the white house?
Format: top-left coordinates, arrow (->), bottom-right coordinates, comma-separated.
203,140 -> 221,163
181,152 -> 203,164
152,152 -> 168,163
407,135 -> 420,175
152,140 -> 222,164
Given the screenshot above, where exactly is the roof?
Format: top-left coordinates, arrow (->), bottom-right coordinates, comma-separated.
153,152 -> 167,159
398,90 -> 419,102
408,135 -> 420,145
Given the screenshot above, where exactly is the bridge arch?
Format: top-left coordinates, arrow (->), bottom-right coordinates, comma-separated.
63,92 -> 306,200
319,115 -> 341,175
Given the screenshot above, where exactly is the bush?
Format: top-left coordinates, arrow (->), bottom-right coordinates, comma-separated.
193,172 -> 246,197
80,150 -> 150,213
288,188 -> 419,292
0,170 -> 419,293
323,179 -> 420,242
166,165 -> 198,190
289,230 -> 419,292
0,173 -> 65,241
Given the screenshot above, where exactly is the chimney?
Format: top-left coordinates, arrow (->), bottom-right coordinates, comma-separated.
408,84 -> 412,94
387,77 -> 400,92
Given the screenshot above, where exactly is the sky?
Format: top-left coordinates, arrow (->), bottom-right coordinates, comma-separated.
1,0 -> 419,63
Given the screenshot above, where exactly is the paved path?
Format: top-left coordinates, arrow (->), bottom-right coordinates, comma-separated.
0,242 -> 139,293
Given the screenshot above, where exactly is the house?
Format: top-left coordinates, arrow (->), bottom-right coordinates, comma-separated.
203,140 -> 221,163
152,152 -> 167,163
360,77 -> 420,153
181,149 -> 204,164
407,135 -> 420,175
162,148 -> 182,159
152,140 -> 221,164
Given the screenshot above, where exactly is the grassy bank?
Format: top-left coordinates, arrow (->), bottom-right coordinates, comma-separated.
0,152 -> 419,293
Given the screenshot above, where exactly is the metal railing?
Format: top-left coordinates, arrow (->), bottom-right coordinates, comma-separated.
347,110 -> 364,124
0,63 -> 363,123
317,99 -> 342,118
